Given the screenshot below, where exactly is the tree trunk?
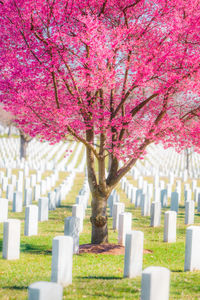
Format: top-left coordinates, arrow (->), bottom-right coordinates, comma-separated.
20,133 -> 28,160
90,194 -> 108,244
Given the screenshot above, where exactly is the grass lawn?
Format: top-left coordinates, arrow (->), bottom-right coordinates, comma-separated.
0,172 -> 200,299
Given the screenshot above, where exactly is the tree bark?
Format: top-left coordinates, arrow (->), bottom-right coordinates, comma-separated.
90,193 -> 108,244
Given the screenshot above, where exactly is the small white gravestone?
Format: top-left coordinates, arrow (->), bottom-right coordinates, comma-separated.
118,212 -> 132,246
11,174 -> 17,187
13,191 -> 23,212
123,231 -> 144,278
25,178 -> 31,189
34,185 -> 41,202
161,189 -> 168,208
184,189 -> 192,203
16,179 -> 23,192
197,193 -> 200,213
24,205 -> 38,236
72,204 -> 84,232
170,192 -> 179,213
112,202 -> 125,230
51,236 -> 73,286
184,226 -> 200,271
48,191 -> 56,210
150,202 -> 161,227
163,211 -> 176,243
64,216 -> 80,254
135,189 -> 143,207
2,177 -> 8,192
3,219 -> 21,260
24,188 -> 32,206
40,180 -> 47,195
0,198 -> 8,222
28,281 -> 63,300
154,187 -> 161,202
130,187 -> 137,205
108,194 -> 115,217
6,184 -> 14,202
54,188 -> 61,207
141,266 -> 170,300
30,174 -> 37,188
38,198 -> 49,221
141,194 -> 151,216
185,201 -> 194,225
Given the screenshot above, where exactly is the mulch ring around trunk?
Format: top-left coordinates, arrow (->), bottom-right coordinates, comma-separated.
79,243 -> 153,255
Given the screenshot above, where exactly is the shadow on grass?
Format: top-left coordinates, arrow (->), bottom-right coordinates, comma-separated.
59,205 -> 72,210
21,243 -> 52,255
2,286 -> 28,290
77,276 -> 122,280
0,239 -> 2,252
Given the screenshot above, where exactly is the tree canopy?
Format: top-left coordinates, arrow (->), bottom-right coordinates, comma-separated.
1,0 -> 200,242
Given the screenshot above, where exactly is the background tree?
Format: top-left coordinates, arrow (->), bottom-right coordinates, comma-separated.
0,106 -> 32,160
1,0 -> 200,243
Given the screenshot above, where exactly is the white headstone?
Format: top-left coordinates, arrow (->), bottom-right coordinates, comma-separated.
6,184 -> 14,202
38,198 -> 49,221
118,212 -> 132,246
0,198 -> 8,222
34,185 -> 41,202
72,204 -> 84,232
141,194 -> 151,216
48,191 -> 56,211
170,192 -> 179,213
13,191 -> 23,212
3,219 -> 20,260
135,189 -> 143,207
150,202 -> 161,227
64,216 -> 80,254
28,281 -> 63,300
184,226 -> 200,271
141,266 -> 170,300
51,236 -> 73,286
161,189 -> 167,208
24,205 -> 38,236
112,202 -> 125,230
163,211 -> 176,243
197,194 -> 200,213
123,231 -> 144,278
185,201 -> 194,225
24,188 -> 32,206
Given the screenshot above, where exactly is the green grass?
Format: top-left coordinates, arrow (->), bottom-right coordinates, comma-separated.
0,172 -> 200,299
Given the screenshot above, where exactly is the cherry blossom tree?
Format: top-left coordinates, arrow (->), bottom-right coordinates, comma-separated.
1,0 -> 200,243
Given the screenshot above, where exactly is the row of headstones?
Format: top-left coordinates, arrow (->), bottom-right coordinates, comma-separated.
27,225 -> 200,300
2,180 -> 90,299
107,183 -> 199,247
109,191 -> 190,242
0,137 -> 85,172
0,172 -> 77,241
128,171 -> 200,198
121,175 -> 200,214
0,125 -> 19,135
130,143 -> 200,178
0,138 -> 62,169
142,144 -> 200,176
0,167 -> 57,195
0,136 -> 58,170
65,179 -> 90,253
1,177 -> 89,261
0,167 -> 78,211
